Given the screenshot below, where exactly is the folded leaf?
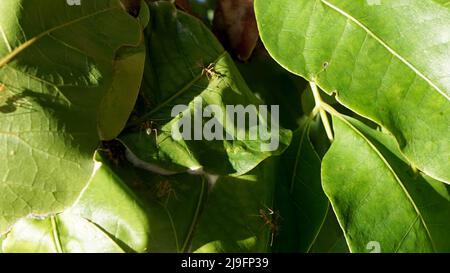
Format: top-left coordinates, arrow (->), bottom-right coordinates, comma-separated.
255,0 -> 450,183
97,1 -> 150,140
0,0 -> 145,234
120,2 -> 291,175
322,115 -> 450,252
273,119 -> 328,252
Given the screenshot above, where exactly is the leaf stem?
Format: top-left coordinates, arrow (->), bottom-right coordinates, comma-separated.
51,215 -> 63,253
309,82 -> 334,141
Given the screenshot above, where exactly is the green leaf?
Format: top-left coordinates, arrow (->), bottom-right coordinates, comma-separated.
434,0 -> 450,6
2,150 -> 207,253
97,1 -> 149,140
236,51 -> 307,130
2,215 -> 127,253
191,159 -> 278,253
119,2 -> 291,176
322,115 -> 450,252
309,209 -> 349,253
255,0 -> 450,183
0,0 -> 145,234
97,45 -> 146,140
0,234 -> 4,253
272,119 -> 328,252
2,147 -> 282,253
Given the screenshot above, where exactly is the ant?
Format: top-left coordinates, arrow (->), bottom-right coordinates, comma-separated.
259,207 -> 281,247
0,84 -> 4,92
141,120 -> 158,136
196,60 -> 224,80
202,63 -> 219,80
140,120 -> 160,147
154,179 -> 178,203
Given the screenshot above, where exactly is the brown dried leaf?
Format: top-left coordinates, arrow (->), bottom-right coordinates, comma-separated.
213,0 -> 259,61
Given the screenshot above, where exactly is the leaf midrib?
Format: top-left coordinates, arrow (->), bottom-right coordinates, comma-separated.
287,117 -> 329,253
181,178 -> 207,253
320,0 -> 449,100
0,6 -> 120,68
289,121 -> 311,193
130,51 -> 227,127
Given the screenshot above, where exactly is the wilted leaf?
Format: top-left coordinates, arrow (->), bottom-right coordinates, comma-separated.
213,0 -> 259,61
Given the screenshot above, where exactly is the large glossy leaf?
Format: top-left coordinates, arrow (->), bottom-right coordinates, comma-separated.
0,0 -> 146,235
119,2 -> 291,176
255,0 -> 450,183
191,159 -> 278,253
322,115 -> 450,252
2,150 -> 207,253
272,119 -> 328,252
2,148 -> 282,253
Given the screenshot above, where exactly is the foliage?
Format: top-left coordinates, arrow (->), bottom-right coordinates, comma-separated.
0,0 -> 448,253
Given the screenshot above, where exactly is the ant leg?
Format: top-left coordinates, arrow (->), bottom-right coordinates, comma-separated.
153,128 -> 159,148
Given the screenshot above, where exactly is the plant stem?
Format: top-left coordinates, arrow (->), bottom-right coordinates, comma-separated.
51,215 -> 63,253
309,81 -> 334,141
